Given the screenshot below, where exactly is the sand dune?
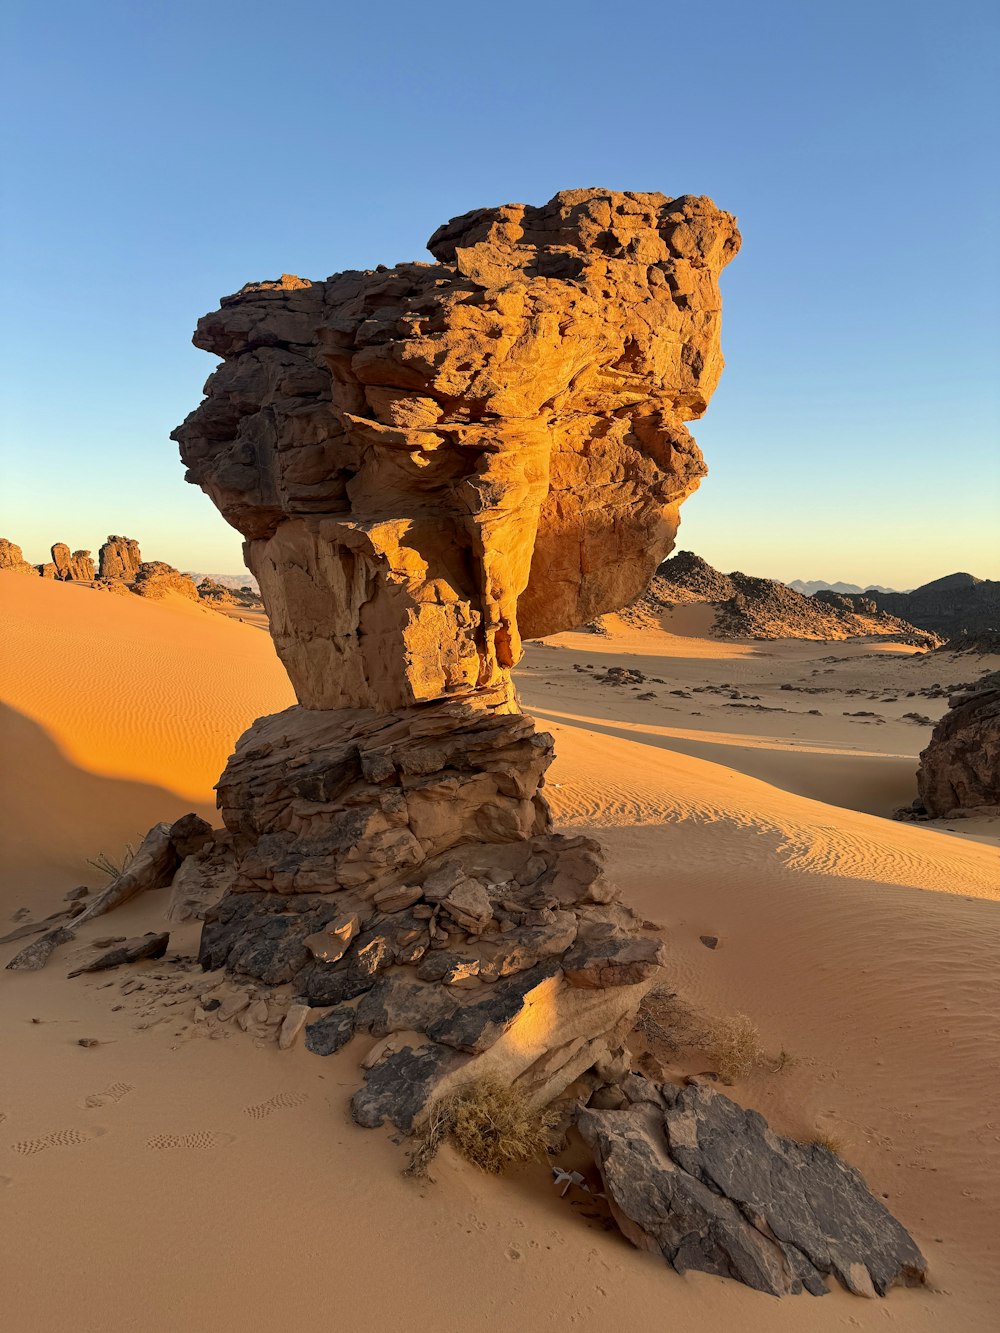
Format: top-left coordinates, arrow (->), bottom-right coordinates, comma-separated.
0,572 -> 295,903
2,577 -> 999,1330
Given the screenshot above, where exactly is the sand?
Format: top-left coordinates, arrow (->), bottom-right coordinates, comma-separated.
0,573 -> 295,906
2,572 -> 998,1331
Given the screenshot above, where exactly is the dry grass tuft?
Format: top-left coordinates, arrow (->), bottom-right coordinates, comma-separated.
704,1012 -> 767,1084
404,1078 -> 558,1179
87,843 -> 135,879
808,1131 -> 844,1156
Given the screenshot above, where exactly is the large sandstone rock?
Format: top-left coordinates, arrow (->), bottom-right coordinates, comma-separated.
172,188 -> 737,1124
98,534 -> 142,582
579,1078 -> 927,1298
51,543 -> 95,582
917,674 -> 1000,816
0,538 -> 38,576
173,190 -> 739,709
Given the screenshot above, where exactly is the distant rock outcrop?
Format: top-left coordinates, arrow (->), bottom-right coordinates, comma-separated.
131,561 -> 200,601
0,538 -> 38,576
917,673 -> 1000,816
172,187 -> 741,1129
827,574 -> 1000,638
98,535 -> 142,582
51,542 -> 96,582
196,576 -> 263,609
627,551 -> 938,645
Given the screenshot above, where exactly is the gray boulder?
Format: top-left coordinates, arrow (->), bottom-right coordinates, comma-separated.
579,1079 -> 927,1299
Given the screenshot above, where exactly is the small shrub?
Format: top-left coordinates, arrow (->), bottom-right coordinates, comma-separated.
808,1131 -> 844,1156
705,1012 -> 766,1084
404,1078 -> 557,1179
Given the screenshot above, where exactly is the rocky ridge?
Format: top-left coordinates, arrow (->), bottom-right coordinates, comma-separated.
623,551 -> 939,646
829,573 -> 1000,638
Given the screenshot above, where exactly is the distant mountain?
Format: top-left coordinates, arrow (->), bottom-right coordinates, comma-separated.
818,573 -> 1000,638
789,579 -> 901,596
622,552 -> 939,645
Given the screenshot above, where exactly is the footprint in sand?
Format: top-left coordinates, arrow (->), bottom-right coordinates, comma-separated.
243,1091 -> 308,1120
82,1081 -> 135,1109
146,1132 -> 236,1151
10,1126 -> 107,1156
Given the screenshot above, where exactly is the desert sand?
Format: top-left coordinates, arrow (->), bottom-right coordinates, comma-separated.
2,571 -> 998,1331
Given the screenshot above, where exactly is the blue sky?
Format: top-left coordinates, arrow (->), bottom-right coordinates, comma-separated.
2,0 -> 997,587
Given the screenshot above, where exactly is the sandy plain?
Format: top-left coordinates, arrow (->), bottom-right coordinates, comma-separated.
1,570 -> 998,1331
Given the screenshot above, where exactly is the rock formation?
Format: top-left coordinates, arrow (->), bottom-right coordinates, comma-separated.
917,673 -> 1000,816
131,561 -> 200,600
172,188 -> 740,1123
0,538 -> 38,576
98,534 -> 142,582
51,542 -> 96,582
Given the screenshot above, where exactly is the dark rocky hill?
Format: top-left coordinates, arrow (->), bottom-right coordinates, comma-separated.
820,573 -> 999,637
620,552 -> 939,645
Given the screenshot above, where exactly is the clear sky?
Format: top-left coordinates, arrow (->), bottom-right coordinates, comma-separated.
2,0 -> 997,588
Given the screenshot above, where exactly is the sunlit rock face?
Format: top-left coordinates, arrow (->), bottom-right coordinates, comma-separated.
172,191 -> 738,1127
174,189 -> 739,713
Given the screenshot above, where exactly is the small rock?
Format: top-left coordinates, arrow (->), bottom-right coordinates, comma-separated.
304,1006 -> 356,1056
77,1038 -> 100,1048
278,1003 -> 311,1050
217,990 -> 252,1021
373,884 -> 423,914
64,886 -> 90,901
699,935 -> 719,950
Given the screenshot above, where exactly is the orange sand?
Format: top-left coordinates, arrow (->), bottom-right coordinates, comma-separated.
1,573 -> 998,1331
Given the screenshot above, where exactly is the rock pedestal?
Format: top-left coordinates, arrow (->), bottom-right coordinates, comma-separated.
98,534 -> 142,582
173,188 -> 740,1124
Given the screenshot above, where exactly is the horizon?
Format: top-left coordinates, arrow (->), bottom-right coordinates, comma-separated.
5,527 -> 993,594
2,1 -> 998,587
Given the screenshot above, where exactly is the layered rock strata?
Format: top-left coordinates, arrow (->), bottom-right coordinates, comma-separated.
173,188 -> 740,1123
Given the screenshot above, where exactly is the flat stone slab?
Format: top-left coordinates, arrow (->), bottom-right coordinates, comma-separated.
579,1079 -> 927,1298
